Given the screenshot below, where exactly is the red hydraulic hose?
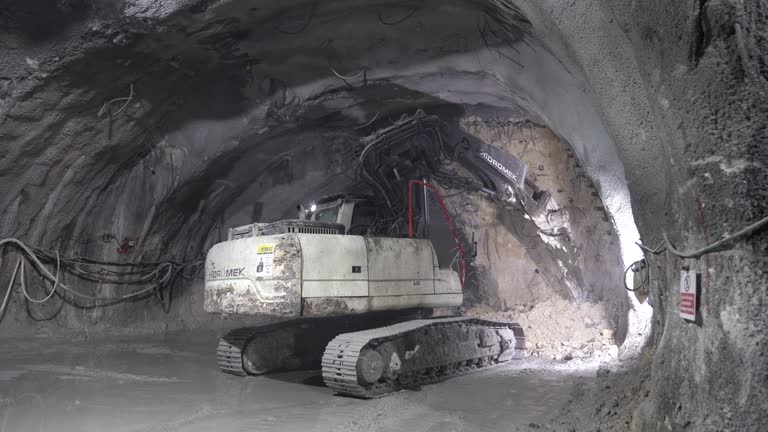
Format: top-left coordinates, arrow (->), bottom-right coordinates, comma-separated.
407,179 -> 466,288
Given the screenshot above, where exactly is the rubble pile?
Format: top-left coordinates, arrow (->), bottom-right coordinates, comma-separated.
468,296 -> 621,363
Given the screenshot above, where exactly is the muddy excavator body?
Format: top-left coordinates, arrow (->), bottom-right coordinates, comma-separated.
205,196 -> 463,318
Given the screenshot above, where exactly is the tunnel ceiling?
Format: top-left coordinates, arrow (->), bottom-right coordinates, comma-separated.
0,0 -> 557,254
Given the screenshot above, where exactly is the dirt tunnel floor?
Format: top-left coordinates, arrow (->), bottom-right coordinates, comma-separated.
0,333 -> 624,432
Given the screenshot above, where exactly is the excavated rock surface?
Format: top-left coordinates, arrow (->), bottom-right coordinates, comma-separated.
468,298 -> 621,364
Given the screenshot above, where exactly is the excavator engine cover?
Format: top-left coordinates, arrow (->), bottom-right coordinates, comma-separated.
205,234 -> 303,317
204,232 -> 462,318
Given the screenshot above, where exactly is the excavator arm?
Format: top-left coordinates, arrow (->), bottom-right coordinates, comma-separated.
355,110 -> 565,237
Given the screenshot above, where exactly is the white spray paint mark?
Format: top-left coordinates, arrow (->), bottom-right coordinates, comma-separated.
719,159 -> 762,174
689,156 -> 763,174
389,353 -> 401,371
28,155 -> 86,244
405,345 -> 420,360
0,195 -> 20,237
689,156 -> 723,166
55,375 -> 96,381
25,365 -> 183,383
0,371 -> 26,381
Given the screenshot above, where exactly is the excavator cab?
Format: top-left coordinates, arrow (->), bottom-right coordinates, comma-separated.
305,194 -> 380,236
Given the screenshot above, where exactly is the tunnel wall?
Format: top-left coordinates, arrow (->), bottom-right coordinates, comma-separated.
514,0 -> 768,429
609,2 -> 767,430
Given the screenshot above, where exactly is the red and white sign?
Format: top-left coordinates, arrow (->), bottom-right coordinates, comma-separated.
679,270 -> 697,321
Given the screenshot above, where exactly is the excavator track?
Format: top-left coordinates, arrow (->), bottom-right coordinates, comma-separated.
217,310 -> 436,377
321,317 -> 525,398
217,319 -> 336,376
217,327 -> 259,376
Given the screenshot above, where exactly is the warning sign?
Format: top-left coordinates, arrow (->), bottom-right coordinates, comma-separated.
679,269 -> 698,321
255,244 -> 275,278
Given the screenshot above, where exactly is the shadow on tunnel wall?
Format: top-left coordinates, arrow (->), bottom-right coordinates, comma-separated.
0,0 -> 93,43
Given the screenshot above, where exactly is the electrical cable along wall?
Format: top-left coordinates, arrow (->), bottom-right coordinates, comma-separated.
0,238 -> 202,324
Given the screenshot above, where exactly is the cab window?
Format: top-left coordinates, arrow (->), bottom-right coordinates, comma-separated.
349,205 -> 377,233
314,205 -> 340,223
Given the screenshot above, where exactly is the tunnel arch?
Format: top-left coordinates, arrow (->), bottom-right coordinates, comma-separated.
0,0 -> 648,360
0,1 -> 765,430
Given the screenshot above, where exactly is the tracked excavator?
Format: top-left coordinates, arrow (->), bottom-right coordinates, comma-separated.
205,111 -> 564,397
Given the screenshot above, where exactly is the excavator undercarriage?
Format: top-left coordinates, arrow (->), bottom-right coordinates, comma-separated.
216,311 -> 426,377
217,313 -> 525,398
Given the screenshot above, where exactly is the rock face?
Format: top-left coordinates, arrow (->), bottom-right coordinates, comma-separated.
525,0 -> 767,429
456,120 -> 628,312
0,0 -> 765,429
601,2 -> 768,430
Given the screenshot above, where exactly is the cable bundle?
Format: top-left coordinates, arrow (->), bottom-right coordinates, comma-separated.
0,238 -> 202,322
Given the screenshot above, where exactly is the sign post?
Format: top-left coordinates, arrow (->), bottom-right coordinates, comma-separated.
679,269 -> 698,321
